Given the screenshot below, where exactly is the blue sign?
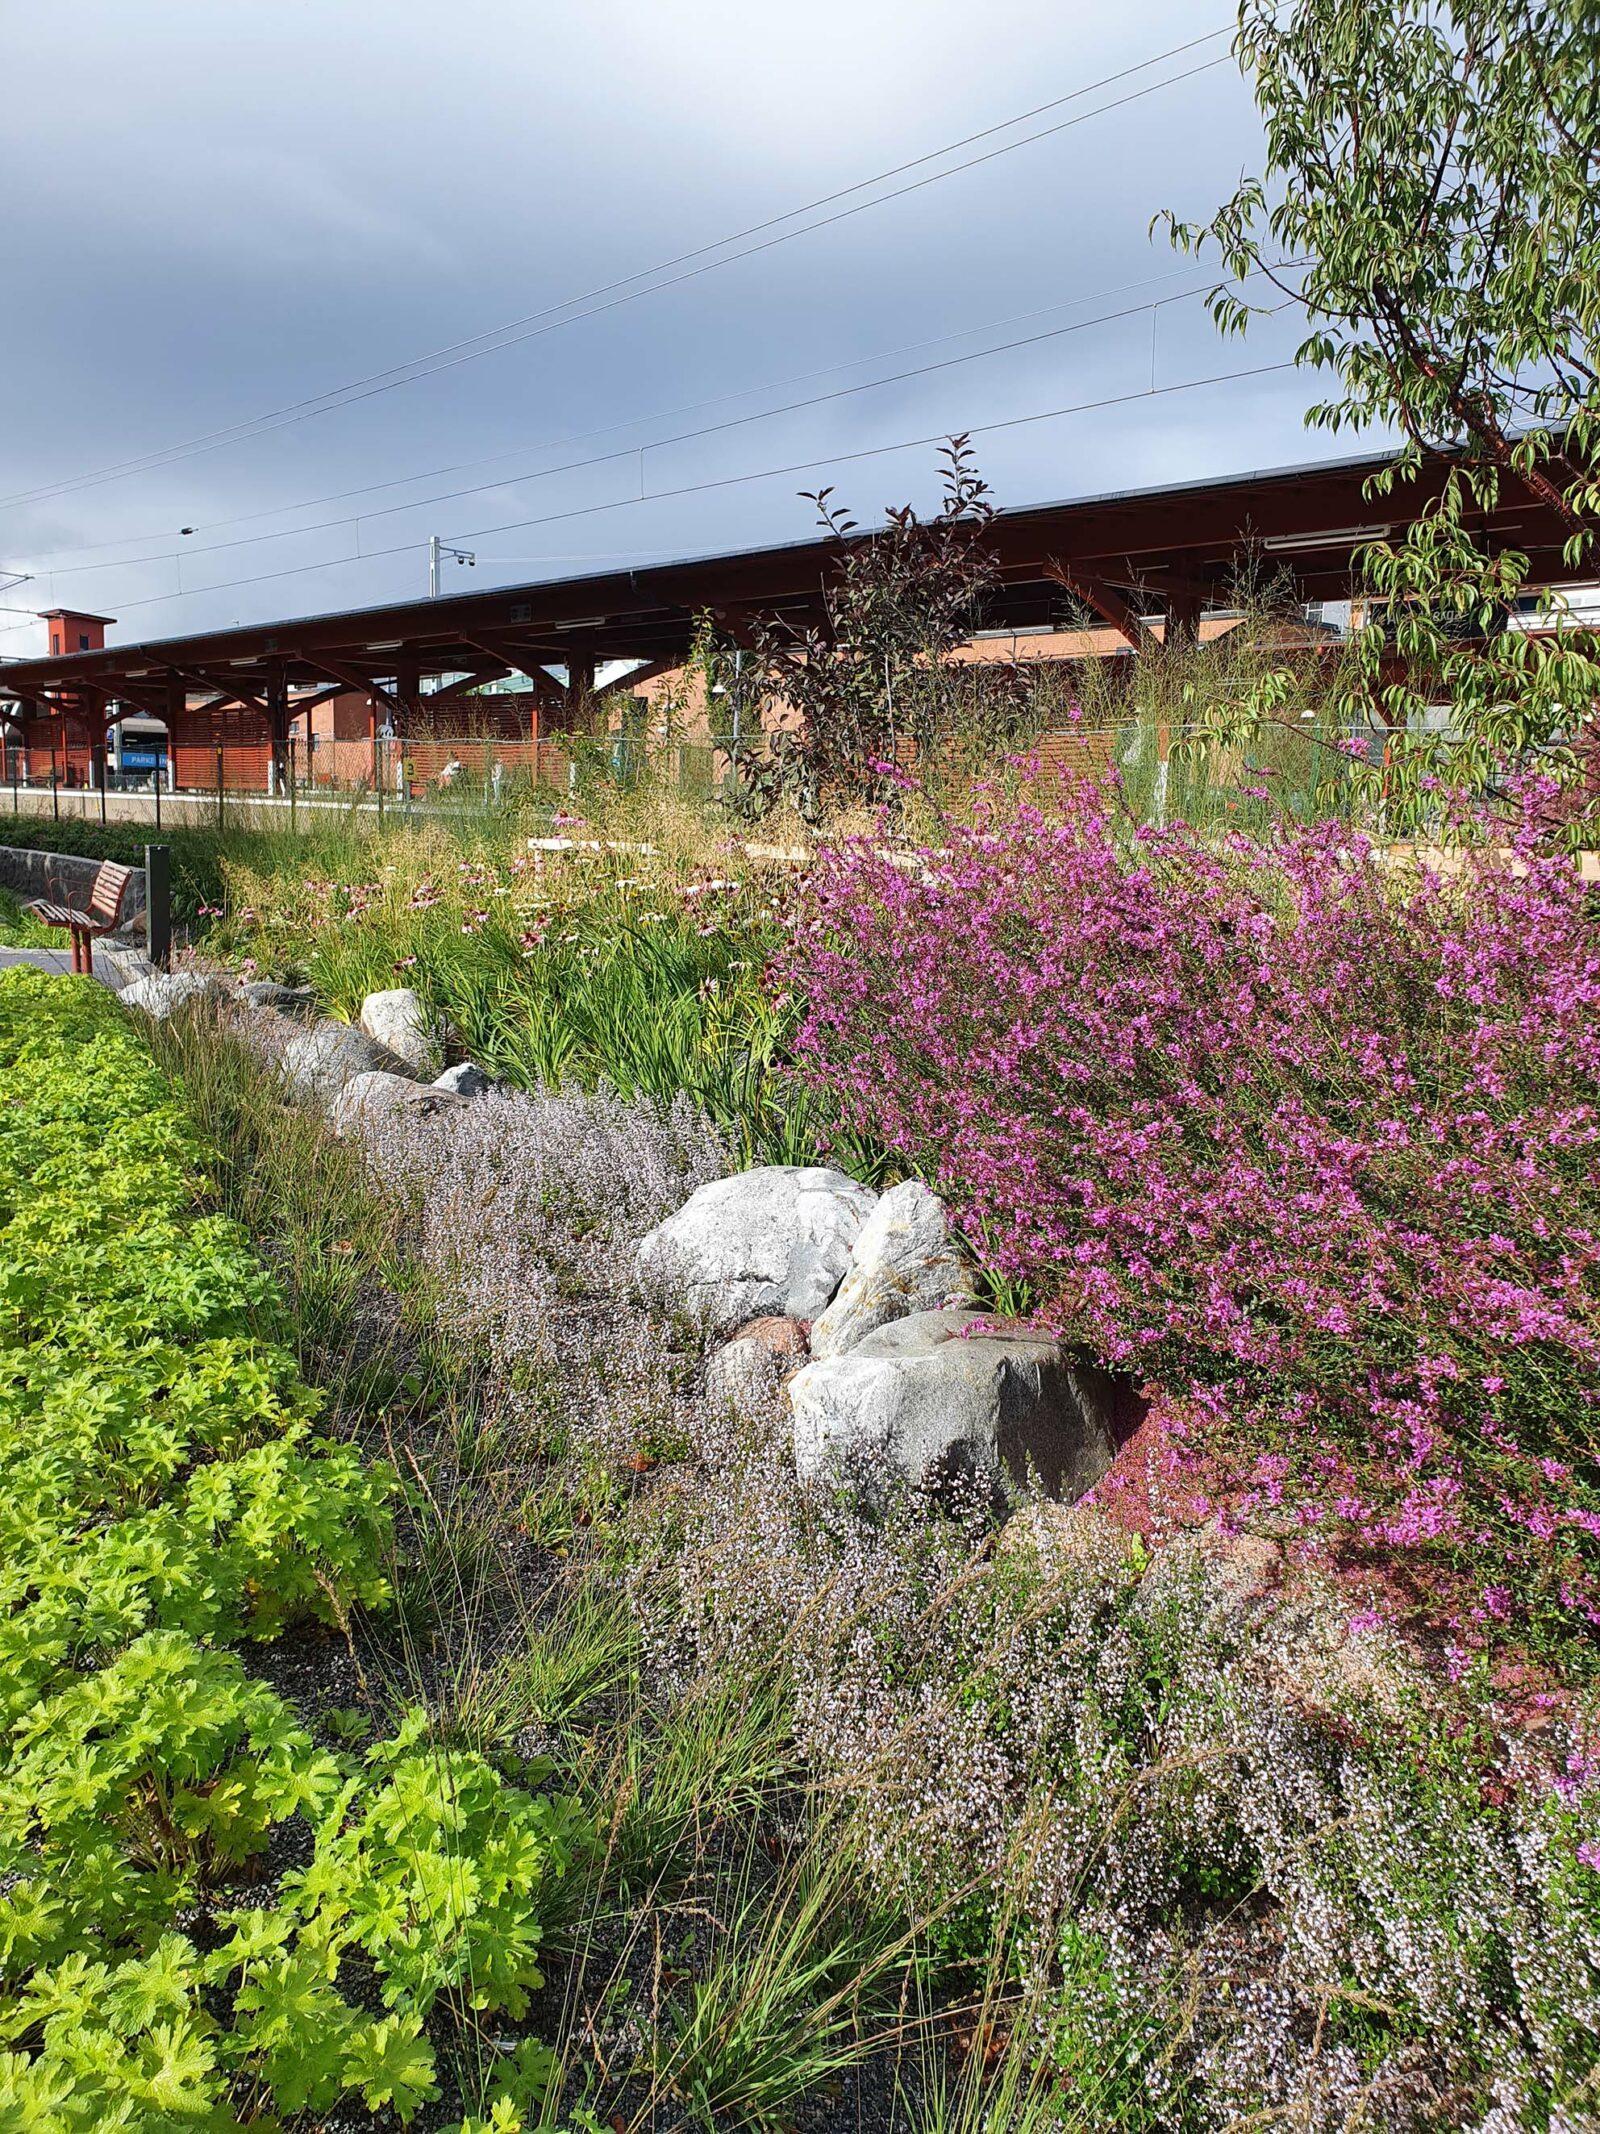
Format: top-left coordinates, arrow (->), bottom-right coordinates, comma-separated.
120,749 -> 166,770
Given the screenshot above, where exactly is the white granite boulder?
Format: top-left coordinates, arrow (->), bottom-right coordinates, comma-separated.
359,987 -> 440,1076
809,1180 -> 973,1359
119,970 -> 223,1019
328,1070 -> 467,1138
637,1165 -> 877,1336
788,1308 -> 1117,1504
277,1019 -> 414,1104
432,1061 -> 494,1098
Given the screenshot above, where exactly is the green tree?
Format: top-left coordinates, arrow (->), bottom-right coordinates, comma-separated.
1164,0 -> 1600,830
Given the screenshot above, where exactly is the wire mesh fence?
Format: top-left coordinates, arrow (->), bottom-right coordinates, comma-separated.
0,715 -> 1580,848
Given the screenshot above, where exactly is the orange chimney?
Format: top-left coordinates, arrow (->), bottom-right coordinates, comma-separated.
39,608 -> 115,656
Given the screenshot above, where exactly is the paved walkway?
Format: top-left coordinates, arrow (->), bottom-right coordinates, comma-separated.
0,944 -> 128,989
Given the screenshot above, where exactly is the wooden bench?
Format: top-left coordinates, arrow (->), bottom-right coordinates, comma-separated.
27,861 -> 138,974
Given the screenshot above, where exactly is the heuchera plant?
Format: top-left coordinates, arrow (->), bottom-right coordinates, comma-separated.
792,769 -> 1600,1664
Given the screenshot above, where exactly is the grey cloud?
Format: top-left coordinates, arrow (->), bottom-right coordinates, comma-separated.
0,0 -> 1349,648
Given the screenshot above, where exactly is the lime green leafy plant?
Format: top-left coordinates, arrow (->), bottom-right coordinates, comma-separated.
0,972 -> 588,2127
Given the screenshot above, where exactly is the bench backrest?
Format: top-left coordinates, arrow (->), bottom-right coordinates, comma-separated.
88,861 -> 136,927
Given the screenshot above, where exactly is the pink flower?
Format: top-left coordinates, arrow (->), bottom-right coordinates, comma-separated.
787,764 -> 1600,1654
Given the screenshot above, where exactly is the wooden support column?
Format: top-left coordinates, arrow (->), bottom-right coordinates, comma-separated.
560,650 -> 596,732
393,658 -> 421,738
165,674 -> 187,783
529,649 -> 595,736
265,664 -> 291,792
9,691 -> 37,782
1162,585 -> 1205,648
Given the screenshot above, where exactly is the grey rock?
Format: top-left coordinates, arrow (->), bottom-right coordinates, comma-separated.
278,1019 -> 414,1104
433,1061 -> 494,1098
236,979 -> 318,1017
788,1308 -> 1116,1504
359,987 -> 440,1075
328,1069 -> 467,1138
119,969 -> 222,1019
1137,1524 -> 1285,1644
637,1164 -> 877,1337
809,1180 -> 973,1359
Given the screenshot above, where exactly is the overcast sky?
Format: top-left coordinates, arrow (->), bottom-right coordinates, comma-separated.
0,0 -> 1332,655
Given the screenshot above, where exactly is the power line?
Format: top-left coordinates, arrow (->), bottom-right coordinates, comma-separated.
0,27 -> 1235,514
73,361 -> 1296,625
28,270 -> 1296,584
0,548 -> 668,629
18,259 -> 1239,567
451,364 -> 1296,543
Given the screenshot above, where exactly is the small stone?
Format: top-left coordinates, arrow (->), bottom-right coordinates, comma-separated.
359,987 -> 440,1075
810,1179 -> 973,1359
997,1500 -> 1144,1585
1135,1521 -> 1416,1721
637,1165 -> 878,1337
236,979 -> 318,1017
1137,1523 -> 1285,1644
433,1061 -> 494,1097
788,1307 -> 1116,1504
705,1315 -> 810,1411
328,1070 -> 467,1138
119,970 -> 222,1019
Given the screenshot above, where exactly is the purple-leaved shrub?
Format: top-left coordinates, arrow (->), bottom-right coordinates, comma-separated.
790,770 -> 1600,1666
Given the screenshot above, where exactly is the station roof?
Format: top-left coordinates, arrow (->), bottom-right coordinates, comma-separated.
0,443 -> 1577,711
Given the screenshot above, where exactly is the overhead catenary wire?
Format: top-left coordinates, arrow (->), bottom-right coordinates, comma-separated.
25,269 -> 1301,586
18,257 -> 1269,568
0,26 -> 1237,514
48,360 -> 1296,626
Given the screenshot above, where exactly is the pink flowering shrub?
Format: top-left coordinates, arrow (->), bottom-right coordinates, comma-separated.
792,772 -> 1600,1662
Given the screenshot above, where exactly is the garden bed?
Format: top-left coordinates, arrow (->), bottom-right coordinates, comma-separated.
15,724 -> 1600,2128
127,954 -> 1600,2128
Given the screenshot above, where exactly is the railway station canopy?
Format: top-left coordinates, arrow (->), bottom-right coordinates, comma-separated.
0,443 -> 1583,746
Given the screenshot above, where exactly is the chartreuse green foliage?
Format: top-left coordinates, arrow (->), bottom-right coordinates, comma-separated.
0,972 -> 587,2129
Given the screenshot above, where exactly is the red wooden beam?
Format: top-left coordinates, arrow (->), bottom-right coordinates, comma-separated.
460,631 -> 563,684
1042,561 -> 1153,651
421,665 -> 510,708
302,656 -> 403,719
164,664 -> 270,719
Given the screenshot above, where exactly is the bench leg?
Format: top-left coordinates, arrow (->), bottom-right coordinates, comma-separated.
70,927 -> 90,975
